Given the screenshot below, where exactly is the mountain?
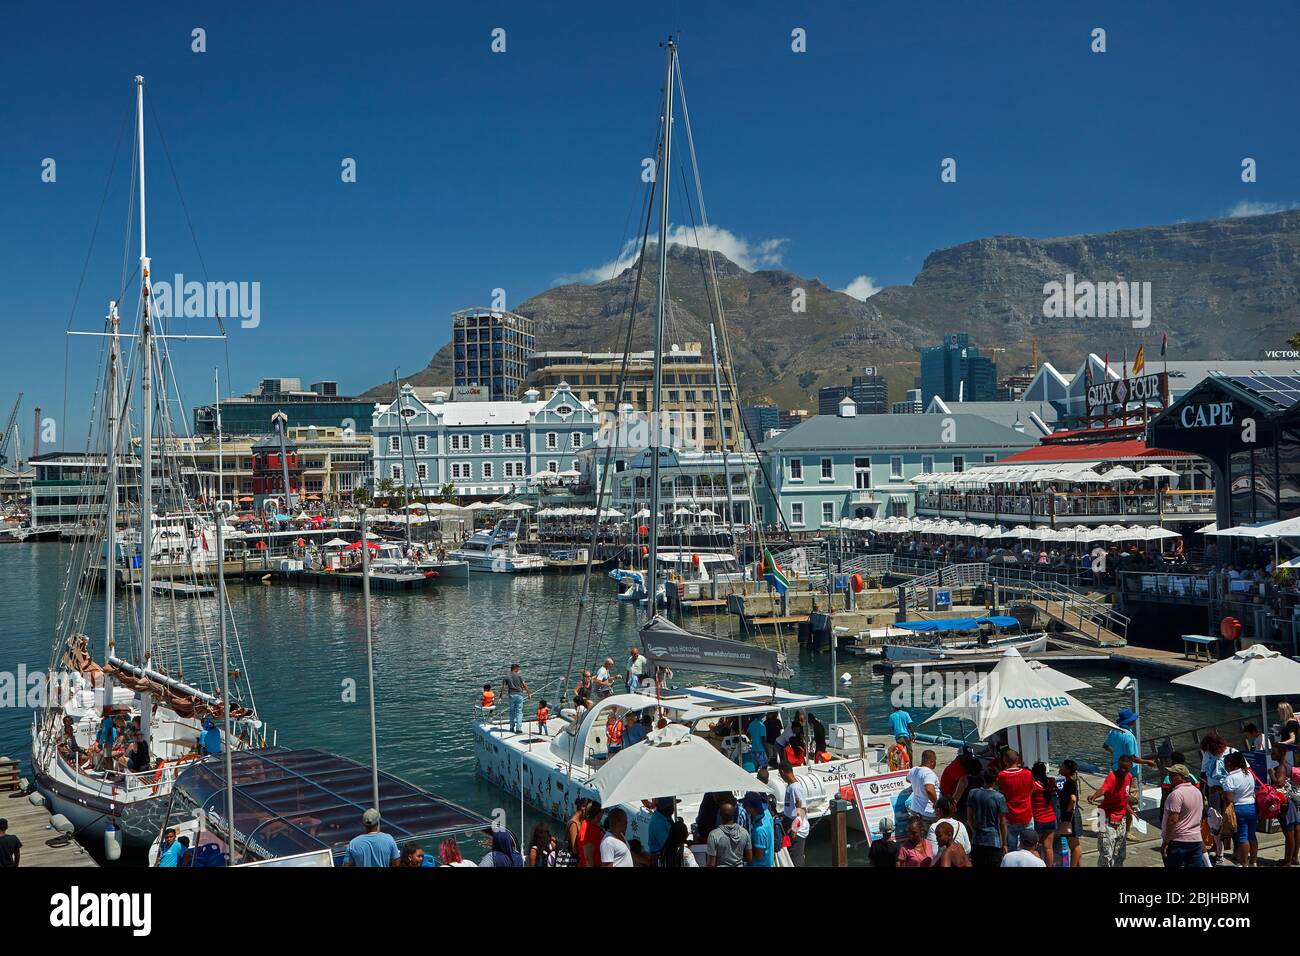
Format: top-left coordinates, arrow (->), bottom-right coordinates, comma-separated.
367,210 -> 1300,408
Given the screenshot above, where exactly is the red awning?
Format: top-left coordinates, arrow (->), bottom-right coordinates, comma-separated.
998,438 -> 1183,464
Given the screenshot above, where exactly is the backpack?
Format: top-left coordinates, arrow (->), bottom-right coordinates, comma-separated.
1251,769 -> 1284,820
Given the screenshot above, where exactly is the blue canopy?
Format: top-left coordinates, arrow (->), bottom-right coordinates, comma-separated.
895,615 -> 1019,633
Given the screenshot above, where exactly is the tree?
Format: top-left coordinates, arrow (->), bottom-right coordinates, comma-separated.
1288,331 -> 1300,352
353,486 -> 372,507
376,477 -> 395,506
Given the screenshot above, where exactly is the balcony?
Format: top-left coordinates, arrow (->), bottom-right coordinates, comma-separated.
916,489 -> 1215,524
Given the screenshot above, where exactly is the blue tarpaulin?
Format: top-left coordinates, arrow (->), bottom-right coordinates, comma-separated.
895,615 -> 1019,633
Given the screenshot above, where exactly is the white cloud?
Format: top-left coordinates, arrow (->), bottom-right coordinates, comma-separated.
841,275 -> 882,300
1226,200 -> 1300,218
557,225 -> 789,285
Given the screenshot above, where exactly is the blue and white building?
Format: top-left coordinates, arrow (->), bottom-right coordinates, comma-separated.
756,398 -> 1038,531
371,382 -> 598,499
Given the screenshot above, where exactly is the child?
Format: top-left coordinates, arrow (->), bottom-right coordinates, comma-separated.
536,699 -> 550,734
481,684 -> 495,709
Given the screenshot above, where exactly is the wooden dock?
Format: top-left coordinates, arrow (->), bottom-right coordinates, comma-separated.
0,757 -> 99,868
131,580 -> 214,598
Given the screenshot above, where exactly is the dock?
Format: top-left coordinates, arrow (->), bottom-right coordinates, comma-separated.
272,568 -> 436,591
0,757 -> 99,868
131,580 -> 214,598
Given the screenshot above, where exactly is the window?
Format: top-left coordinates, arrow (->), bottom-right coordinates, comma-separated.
389,435 -> 400,453
571,432 -> 583,449
854,457 -> 871,490
890,456 -> 903,480
547,460 -> 558,473
822,501 -> 835,525
952,455 -> 965,472
789,458 -> 803,481
390,464 -> 402,481
791,502 -> 805,525
546,432 -> 558,450
416,463 -> 428,481
984,454 -> 997,464
482,462 -> 493,479
416,435 -> 427,453
922,455 -> 935,473
821,457 -> 833,480
481,434 -> 493,451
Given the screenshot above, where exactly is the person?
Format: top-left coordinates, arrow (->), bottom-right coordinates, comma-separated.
60,715 -> 86,767
764,711 -> 783,765
1268,741 -> 1299,867
939,752 -> 972,804
780,762 -> 808,866
399,843 -> 426,867
1104,708 -> 1154,796
565,797 -> 589,864
867,817 -> 899,867
896,817 -> 934,867
934,821 -> 970,867
706,801 -> 751,867
155,827 -> 184,867
1200,732 -> 1236,864
1029,761 -> 1059,867
526,822 -> 558,867
1058,759 -> 1083,868
927,796 -> 971,853
784,739 -> 807,767
480,684 -> 495,709
577,800 -> 604,867
439,837 -> 475,867
626,648 -> 647,693
95,707 -> 117,769
1089,754 -> 1135,868
759,766 -> 786,820
996,749 -> 1034,848
573,671 -> 595,710
124,729 -> 150,774
746,713 -> 769,770
599,808 -> 635,867
1221,751 -> 1258,867
889,704 -> 915,765
480,829 -> 524,867
1243,722 -> 1267,752
501,664 -> 530,734
605,711 -> 624,755
0,819 -> 22,868
623,711 -> 652,748
1001,829 -> 1047,867
199,718 -> 221,756
907,750 -> 940,824
536,699 -> 550,735
658,818 -> 698,867
342,808 -> 400,867
1278,702 -> 1298,763
593,658 -> 616,699
1160,763 -> 1207,868
809,712 -> 828,753
967,767 -> 1009,869
742,792 -> 775,867
646,798 -> 675,861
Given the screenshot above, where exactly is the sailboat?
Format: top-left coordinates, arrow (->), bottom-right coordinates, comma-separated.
30,77 -> 263,851
472,40 -> 887,839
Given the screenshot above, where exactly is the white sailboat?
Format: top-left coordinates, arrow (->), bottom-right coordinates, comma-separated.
31,77 -> 263,851
473,40 -> 888,840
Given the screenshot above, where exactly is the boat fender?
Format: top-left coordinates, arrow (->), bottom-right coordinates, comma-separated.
851,574 -> 865,593
104,821 -> 123,862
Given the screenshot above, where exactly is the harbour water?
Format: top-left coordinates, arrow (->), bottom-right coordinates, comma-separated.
0,542 -> 1254,863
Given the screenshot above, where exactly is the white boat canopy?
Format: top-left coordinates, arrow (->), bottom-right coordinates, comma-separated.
590,724 -> 767,806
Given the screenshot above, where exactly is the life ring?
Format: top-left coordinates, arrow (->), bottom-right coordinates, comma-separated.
851,573 -> 865,593
1220,616 -> 1242,641
151,760 -> 167,794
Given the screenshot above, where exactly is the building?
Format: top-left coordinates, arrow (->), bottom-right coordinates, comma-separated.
920,334 -> 999,403
28,452 -> 140,531
817,367 -> 888,416
174,428 -> 373,504
579,444 -> 761,526
891,388 -> 923,415
526,343 -> 736,452
756,399 -> 1037,531
194,377 -> 377,436
371,382 -> 598,499
741,404 -> 782,445
924,397 -> 1058,437
452,307 -> 535,401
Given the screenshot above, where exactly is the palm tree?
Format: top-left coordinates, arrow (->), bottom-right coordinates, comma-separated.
376,477 -> 395,507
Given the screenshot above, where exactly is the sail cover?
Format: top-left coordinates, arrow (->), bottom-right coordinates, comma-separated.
639,615 -> 790,680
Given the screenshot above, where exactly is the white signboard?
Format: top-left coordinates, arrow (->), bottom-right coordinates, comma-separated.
850,770 -> 911,844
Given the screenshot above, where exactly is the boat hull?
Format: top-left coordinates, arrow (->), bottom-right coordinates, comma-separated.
882,633 -> 1048,662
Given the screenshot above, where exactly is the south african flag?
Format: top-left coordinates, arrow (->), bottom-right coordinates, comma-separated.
762,547 -> 790,595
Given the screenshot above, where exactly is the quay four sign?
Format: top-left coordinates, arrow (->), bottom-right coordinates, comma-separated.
1086,372 -> 1166,411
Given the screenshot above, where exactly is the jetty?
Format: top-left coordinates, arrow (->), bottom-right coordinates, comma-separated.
0,756 -> 98,867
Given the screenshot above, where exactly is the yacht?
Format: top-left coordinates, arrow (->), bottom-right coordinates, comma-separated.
448,517 -> 545,573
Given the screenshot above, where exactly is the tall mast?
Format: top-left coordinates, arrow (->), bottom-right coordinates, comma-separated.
215,368 -> 223,505
709,323 -> 737,549
136,75 -> 155,743
104,302 -> 120,699
646,37 -> 675,617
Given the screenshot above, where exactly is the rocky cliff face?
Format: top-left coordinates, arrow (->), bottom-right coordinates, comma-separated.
370,211 -> 1300,407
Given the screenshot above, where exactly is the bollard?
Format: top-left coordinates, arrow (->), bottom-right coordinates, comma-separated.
829,797 -> 851,867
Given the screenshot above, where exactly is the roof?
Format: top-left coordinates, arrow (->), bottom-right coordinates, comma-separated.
437,400 -> 538,427
172,747 -> 491,862
759,413 -> 1038,452
998,437 -> 1182,464
925,399 -> 1058,434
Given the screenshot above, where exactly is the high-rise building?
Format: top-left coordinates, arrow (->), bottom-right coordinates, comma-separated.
891,388 -> 923,415
193,378 -> 377,436
919,334 -> 998,403
817,367 -> 888,416
452,308 -> 536,401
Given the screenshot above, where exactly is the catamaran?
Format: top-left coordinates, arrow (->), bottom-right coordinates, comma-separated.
30,77 -> 263,851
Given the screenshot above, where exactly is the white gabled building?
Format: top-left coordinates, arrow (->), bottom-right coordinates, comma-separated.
371,381 -> 598,499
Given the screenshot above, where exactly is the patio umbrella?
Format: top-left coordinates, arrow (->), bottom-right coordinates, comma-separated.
1195,521 -> 1217,534
1103,466 -> 1141,482
323,537 -> 350,548
921,647 -> 1119,739
590,723 -> 765,807
1027,660 -> 1093,692
1135,464 -> 1180,481
1172,644 -> 1300,730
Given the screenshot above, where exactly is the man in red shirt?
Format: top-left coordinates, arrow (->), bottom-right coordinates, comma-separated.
996,749 -> 1035,848
1088,754 -> 1135,867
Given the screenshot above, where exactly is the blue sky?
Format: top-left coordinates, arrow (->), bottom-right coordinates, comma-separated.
3,1 -> 1298,444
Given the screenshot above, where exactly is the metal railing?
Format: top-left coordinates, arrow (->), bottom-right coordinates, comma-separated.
900,563 -> 989,604
997,577 -> 1130,645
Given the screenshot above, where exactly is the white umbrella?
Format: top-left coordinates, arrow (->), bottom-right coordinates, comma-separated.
1027,660 -> 1092,692
1103,466 -> 1141,482
1171,643 -> 1300,730
402,502 -> 427,511
464,501 -> 497,511
1195,521 -> 1217,534
1135,464 -> 1179,480
698,508 -> 719,518
672,507 -> 694,516
1203,524 -> 1275,538
921,647 -> 1119,739
1067,468 -> 1110,484
600,507 -> 625,519
590,723 -> 764,806
1248,515 -> 1300,538
1141,527 -> 1182,541
557,469 -> 581,478
634,509 -> 651,519
322,537 -> 350,548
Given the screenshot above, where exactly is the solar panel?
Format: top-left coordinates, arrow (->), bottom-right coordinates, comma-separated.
1223,374 -> 1300,413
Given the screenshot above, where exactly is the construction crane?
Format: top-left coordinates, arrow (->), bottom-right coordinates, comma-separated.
0,393 -> 22,468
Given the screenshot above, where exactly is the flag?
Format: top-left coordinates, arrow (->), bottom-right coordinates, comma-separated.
762,547 -> 789,596
1103,351 -> 1109,379
1133,345 -> 1145,374
1161,333 -> 1167,357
